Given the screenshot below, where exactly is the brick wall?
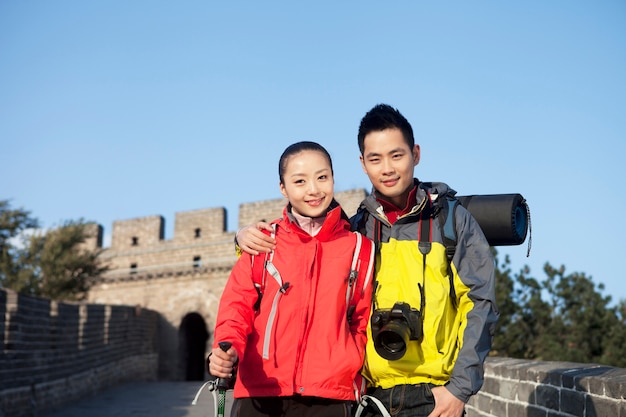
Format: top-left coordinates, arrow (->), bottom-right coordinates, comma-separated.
466,356 -> 626,417
0,288 -> 160,417
88,270 -> 227,381
97,189 -> 367,277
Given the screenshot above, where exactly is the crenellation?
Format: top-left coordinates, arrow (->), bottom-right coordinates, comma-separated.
110,215 -> 165,250
99,189 -> 366,277
79,223 -> 103,251
174,206 -> 227,243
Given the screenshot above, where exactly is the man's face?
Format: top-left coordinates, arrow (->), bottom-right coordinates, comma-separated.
360,128 -> 420,208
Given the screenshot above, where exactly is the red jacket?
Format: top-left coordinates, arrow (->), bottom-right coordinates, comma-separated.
213,204 -> 374,400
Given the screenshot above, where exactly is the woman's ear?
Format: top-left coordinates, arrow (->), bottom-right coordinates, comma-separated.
279,182 -> 288,199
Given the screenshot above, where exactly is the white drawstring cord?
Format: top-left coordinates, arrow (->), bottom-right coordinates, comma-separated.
191,379 -> 218,417
354,394 -> 392,417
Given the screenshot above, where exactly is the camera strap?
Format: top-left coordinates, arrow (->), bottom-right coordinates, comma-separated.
411,192 -> 459,309
418,193 -> 432,256
417,194 -> 432,320
370,195 -> 431,317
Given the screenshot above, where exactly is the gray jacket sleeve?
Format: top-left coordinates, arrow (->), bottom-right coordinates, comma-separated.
446,204 -> 499,403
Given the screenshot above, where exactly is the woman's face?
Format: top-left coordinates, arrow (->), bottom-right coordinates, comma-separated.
279,150 -> 334,218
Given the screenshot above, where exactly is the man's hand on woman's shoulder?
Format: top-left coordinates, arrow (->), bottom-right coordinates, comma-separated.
236,222 -> 276,255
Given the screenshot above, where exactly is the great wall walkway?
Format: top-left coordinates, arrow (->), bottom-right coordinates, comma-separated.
42,381 -> 234,417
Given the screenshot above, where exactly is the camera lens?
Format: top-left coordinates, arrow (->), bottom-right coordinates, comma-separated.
374,321 -> 411,360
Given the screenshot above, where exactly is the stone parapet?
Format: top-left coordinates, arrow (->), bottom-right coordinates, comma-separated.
0,289 -> 159,417
466,356 -> 626,417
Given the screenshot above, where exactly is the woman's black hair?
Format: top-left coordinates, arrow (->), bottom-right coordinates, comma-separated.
278,141 -> 333,183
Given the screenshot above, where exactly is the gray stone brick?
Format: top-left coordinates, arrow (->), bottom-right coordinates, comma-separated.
508,401 -> 529,417
490,397 -> 508,417
610,375 -> 626,400
482,375 -> 499,396
536,384 -> 559,410
475,391 -> 492,412
518,380 -> 537,404
586,395 -> 620,417
499,378 -> 519,400
527,404 -> 548,417
561,387 -> 585,417
575,367 -> 618,393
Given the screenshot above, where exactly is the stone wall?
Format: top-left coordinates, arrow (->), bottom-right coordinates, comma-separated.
97,189 -> 366,277
466,357 -> 626,417
88,269 -> 226,381
0,288 -> 159,417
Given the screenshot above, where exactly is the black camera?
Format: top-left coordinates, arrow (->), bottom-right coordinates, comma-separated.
371,302 -> 422,360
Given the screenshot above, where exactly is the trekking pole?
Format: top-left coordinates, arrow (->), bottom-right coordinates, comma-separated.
216,341 -> 232,417
190,341 -> 233,417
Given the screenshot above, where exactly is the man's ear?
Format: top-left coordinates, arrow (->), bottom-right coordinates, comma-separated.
413,144 -> 421,167
360,155 -> 368,174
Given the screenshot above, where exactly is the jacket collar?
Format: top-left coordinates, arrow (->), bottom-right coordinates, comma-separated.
282,200 -> 350,240
365,179 -> 429,223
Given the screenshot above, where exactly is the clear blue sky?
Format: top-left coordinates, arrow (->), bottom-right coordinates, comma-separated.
2,2 -> 625,302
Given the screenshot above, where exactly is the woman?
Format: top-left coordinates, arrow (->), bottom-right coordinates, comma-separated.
209,141 -> 375,417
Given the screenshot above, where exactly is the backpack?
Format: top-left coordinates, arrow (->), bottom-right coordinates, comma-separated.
250,223 -> 375,323
354,191 -> 531,264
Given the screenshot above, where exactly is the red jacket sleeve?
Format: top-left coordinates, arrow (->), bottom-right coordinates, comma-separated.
212,252 -> 259,360
349,236 -> 375,359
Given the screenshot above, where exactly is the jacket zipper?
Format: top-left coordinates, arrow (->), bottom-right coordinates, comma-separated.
294,242 -> 317,393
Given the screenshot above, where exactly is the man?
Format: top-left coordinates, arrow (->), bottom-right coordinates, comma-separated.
237,104 -> 498,417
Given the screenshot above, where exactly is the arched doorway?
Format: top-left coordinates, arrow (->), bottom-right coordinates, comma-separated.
179,312 -> 209,381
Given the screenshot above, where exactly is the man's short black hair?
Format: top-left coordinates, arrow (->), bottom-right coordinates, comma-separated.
357,104 -> 415,154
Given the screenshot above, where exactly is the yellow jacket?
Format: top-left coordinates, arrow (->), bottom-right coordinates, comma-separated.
352,180 -> 498,403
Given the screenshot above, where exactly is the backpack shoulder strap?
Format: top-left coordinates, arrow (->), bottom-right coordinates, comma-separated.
346,231 -> 376,323
350,207 -> 366,232
438,195 -> 459,263
251,223 -> 278,312
252,226 -> 375,322
434,194 -> 459,306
